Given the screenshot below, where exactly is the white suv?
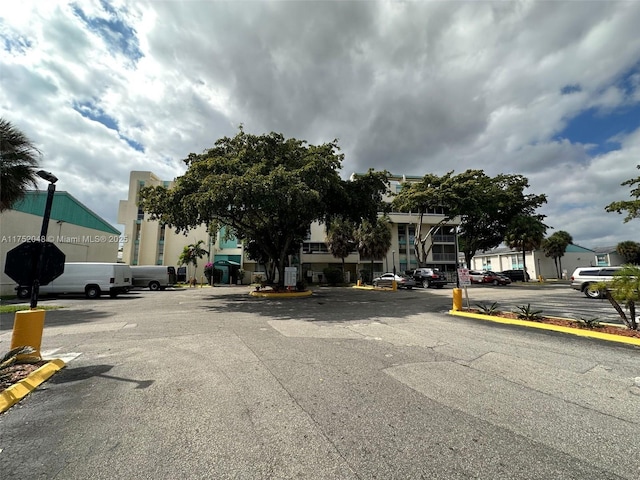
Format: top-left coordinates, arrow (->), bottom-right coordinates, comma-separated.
570,266 -> 623,299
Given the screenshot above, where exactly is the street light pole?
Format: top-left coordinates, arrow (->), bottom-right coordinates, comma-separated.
30,170 -> 58,309
392,251 -> 396,276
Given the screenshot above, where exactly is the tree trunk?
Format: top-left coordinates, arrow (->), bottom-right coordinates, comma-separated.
521,246 -> 527,281
558,256 -> 563,279
603,290 -> 631,329
553,257 -> 559,278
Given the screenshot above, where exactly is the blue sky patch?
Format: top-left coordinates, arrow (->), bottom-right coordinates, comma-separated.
121,135 -> 144,153
1,22 -> 33,55
555,104 -> 640,155
72,1 -> 143,63
73,100 -> 119,131
73,100 -> 145,152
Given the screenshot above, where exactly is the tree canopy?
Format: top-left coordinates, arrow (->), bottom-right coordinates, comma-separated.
616,241 -> 640,265
605,165 -> 640,222
139,129 -> 388,286
0,118 -> 41,212
393,169 -> 547,267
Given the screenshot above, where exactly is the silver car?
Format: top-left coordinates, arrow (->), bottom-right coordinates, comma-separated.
372,273 -> 416,289
570,266 -> 623,298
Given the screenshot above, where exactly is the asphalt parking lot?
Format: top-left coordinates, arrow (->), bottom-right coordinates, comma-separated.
1,285 -> 639,479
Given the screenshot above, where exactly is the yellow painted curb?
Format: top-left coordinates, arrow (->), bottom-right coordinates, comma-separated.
351,285 -> 399,291
249,290 -> 313,298
1,358 -> 66,413
449,310 -> 640,347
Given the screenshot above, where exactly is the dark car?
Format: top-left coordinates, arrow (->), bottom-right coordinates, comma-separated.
412,268 -> 448,288
499,269 -> 530,282
482,272 -> 512,286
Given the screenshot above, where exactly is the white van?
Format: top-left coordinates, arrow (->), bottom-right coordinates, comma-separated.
17,262 -> 132,299
130,265 -> 176,290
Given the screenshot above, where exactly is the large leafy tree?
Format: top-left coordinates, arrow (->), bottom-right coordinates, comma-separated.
325,216 -> 356,273
393,170 -> 547,268
541,231 -> 573,278
355,216 -> 392,283
605,165 -> 640,222
140,128 -> 380,287
0,118 -> 41,212
504,214 -> 547,280
616,241 -> 640,265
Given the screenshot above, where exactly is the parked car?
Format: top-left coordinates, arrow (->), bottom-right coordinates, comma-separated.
16,262 -> 132,299
412,268 -> 447,289
130,265 -> 177,290
468,270 -> 486,284
570,266 -> 624,299
499,269 -> 530,282
482,271 -> 512,286
372,273 -> 416,289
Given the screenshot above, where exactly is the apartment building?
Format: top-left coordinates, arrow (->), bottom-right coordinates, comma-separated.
117,171 -> 461,284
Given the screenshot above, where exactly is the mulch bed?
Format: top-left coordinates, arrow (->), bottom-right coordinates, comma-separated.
1,361 -> 48,392
464,309 -> 640,339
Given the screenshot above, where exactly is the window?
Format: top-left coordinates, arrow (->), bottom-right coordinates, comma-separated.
302,242 -> 329,254
599,268 -> 620,276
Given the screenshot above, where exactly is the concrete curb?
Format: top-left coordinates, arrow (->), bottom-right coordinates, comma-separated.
1,358 -> 66,413
449,310 -> 640,347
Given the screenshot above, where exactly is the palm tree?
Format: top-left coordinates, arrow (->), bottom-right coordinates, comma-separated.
542,231 -> 573,278
0,118 -> 41,212
505,215 -> 547,281
178,240 -> 209,282
598,264 -> 640,330
355,216 -> 392,283
325,216 -> 356,274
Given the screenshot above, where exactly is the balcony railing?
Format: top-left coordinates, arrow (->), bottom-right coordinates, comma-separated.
432,253 -> 457,262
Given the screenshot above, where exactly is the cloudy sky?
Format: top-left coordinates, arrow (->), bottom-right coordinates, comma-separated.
2,0 -> 639,248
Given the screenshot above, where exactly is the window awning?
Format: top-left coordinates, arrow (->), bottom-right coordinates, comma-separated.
214,260 -> 241,266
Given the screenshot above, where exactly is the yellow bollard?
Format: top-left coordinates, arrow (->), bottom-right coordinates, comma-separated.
392,280 -> 397,291
452,288 -> 462,311
11,309 -> 46,360
357,280 -> 362,286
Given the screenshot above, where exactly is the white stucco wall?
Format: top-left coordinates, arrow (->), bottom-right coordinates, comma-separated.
1,210 -> 119,295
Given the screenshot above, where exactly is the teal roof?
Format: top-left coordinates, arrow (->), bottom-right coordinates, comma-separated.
11,191 -> 120,235
565,244 -> 593,253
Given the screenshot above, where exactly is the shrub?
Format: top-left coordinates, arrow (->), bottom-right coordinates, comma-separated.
515,304 -> 543,321
323,267 -> 344,286
476,302 -> 500,315
575,317 -> 602,329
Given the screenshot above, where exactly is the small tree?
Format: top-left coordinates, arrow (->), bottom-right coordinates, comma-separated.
504,214 -> 547,281
597,265 -> 640,330
178,240 -> 209,280
541,231 -> 573,278
325,216 -> 356,274
355,216 -> 392,283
